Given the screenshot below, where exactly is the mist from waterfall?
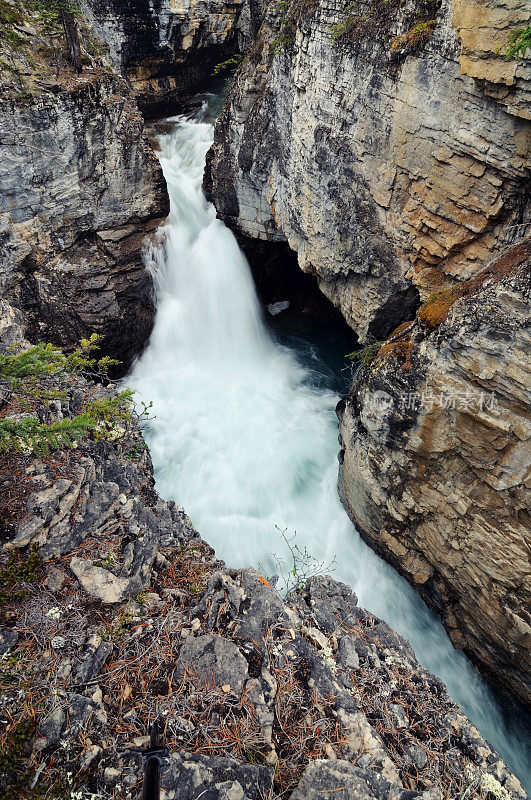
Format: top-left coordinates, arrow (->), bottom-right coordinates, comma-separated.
127,97 -> 530,789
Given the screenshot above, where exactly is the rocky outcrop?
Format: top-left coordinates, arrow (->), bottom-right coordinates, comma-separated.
205,0 -> 531,341
452,0 -> 531,119
81,0 -> 266,116
337,240 -> 531,707
0,12 -> 169,369
0,359 -> 527,799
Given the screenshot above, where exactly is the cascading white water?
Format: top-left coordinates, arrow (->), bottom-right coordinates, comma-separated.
127,97 -> 530,788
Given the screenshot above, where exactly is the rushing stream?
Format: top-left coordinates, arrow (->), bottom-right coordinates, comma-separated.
127,93 -> 530,789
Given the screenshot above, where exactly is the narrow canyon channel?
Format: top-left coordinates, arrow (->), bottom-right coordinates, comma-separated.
126,92 -> 530,789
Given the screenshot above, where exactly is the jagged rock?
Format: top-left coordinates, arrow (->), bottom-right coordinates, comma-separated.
388,704 -> 409,730
36,707 -> 66,751
75,634 -> 113,683
0,625 -> 18,655
1,377 -> 526,797
66,693 -> 103,737
0,74 -> 168,369
205,0 -> 530,340
160,752 -> 273,800
70,557 -> 140,604
103,767 -> 121,786
176,633 -> 250,694
338,246 -> 531,706
291,760 -> 400,800
336,637 -> 360,671
44,567 -> 67,592
80,745 -> 103,771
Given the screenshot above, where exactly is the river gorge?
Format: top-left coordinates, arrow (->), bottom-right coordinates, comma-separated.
127,92 -> 530,789
0,1 -> 529,798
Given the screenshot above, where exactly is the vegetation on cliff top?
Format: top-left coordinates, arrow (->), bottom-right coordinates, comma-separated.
331,0 -> 439,55
272,0 -> 318,52
0,335 -> 139,456
0,0 -> 110,99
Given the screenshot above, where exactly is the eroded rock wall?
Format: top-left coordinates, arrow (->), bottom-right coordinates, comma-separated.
205,0 -> 531,340
337,241 -> 531,706
81,0 -> 266,116
0,75 -> 169,369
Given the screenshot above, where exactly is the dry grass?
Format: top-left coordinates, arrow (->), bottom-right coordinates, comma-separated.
336,616 -> 487,800
271,659 -> 344,796
374,340 -> 414,372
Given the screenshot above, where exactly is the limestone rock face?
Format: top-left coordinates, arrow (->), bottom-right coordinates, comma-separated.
205,0 -> 531,340
81,0 -> 266,116
0,76 -> 169,368
452,0 -> 531,119
337,243 -> 531,706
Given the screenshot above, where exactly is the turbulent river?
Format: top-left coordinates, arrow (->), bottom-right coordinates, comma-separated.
127,93 -> 530,789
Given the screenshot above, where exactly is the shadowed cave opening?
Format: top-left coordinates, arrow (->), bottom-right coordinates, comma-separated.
234,232 -> 421,347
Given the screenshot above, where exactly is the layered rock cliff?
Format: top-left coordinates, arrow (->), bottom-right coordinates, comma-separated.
81,0 -> 265,116
205,0 -> 531,341
0,5 -> 169,370
337,240 -> 531,707
0,355 -> 527,800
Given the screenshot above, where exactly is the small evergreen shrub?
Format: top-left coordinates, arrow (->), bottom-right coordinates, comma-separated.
503,26 -> 531,60
213,53 -> 244,75
0,335 -> 140,456
331,0 -> 439,50
346,341 -> 384,369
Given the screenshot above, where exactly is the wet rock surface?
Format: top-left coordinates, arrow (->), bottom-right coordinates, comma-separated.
0,375 -> 527,799
338,241 -> 531,707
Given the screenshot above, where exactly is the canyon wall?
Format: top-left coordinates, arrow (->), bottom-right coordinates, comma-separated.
0,10 -> 169,369
0,0 -> 264,364
81,0 -> 265,116
0,77 -> 169,368
337,241 -> 531,707
205,0 -> 531,341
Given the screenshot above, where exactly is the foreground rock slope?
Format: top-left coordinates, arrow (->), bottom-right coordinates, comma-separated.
205,0 -> 531,341
338,239 -> 531,708
0,363 -> 527,799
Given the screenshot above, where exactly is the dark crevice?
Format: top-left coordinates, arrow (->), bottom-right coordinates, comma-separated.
367,285 -> 421,340
234,233 -> 358,337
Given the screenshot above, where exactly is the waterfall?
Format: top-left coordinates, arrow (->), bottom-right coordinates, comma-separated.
127,97 -> 530,788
